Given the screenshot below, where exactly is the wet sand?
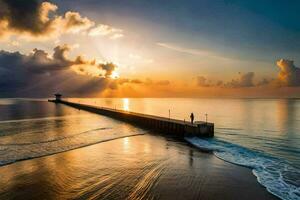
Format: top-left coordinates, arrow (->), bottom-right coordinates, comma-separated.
0,134 -> 277,200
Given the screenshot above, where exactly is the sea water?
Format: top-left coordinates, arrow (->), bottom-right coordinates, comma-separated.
0,98 -> 299,200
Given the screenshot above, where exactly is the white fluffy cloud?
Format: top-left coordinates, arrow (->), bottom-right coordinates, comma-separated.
276,59 -> 300,86
88,24 -> 124,39
194,59 -> 300,88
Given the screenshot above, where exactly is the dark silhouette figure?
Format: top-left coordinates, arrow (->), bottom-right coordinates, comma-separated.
190,113 -> 194,124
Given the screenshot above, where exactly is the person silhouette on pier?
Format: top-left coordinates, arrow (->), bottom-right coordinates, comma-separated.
190,113 -> 194,124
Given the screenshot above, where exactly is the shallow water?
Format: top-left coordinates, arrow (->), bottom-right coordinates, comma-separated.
0,98 -> 299,200
0,134 -> 275,200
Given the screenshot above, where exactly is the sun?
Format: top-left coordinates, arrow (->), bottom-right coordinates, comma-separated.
111,71 -> 120,79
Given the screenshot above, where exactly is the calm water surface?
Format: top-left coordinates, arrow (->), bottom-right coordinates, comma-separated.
0,98 -> 299,200
68,98 -> 300,166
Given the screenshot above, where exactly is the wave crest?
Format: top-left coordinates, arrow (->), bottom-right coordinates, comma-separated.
185,137 -> 300,200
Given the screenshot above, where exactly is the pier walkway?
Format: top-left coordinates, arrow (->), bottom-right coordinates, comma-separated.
48,99 -> 214,138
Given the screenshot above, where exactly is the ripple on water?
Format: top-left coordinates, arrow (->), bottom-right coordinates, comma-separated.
0,126 -> 146,167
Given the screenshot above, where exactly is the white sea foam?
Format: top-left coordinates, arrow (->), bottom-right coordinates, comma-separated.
185,137 -> 300,200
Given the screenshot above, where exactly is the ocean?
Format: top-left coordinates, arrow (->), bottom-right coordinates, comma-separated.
0,98 -> 299,200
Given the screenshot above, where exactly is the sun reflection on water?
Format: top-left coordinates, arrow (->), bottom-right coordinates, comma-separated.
123,137 -> 130,151
123,98 -> 130,111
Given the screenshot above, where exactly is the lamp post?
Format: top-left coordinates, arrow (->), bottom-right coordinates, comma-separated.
205,113 -> 208,124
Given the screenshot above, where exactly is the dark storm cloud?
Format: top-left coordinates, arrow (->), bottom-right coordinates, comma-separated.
0,0 -> 94,39
25,46 -> 73,73
0,46 -> 119,97
0,0 -> 50,34
0,44 -> 77,74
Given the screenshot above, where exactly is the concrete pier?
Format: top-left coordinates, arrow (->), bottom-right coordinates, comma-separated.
48,99 -> 214,138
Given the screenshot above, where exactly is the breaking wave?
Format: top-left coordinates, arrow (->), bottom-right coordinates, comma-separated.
185,137 -> 300,200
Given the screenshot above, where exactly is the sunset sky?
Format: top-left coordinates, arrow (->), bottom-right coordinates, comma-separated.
1,0 -> 300,97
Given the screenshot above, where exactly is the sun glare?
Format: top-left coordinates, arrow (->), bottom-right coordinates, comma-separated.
111,71 -> 120,79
